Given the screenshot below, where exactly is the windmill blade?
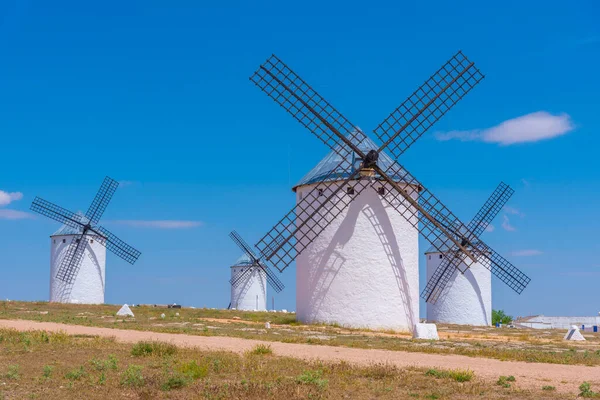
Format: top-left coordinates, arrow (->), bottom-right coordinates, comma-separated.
421,251 -> 463,303
371,164 -> 531,296
256,171 -> 371,272
467,182 -> 514,238
251,54 -> 366,162
30,197 -> 85,231
229,231 -> 259,262
421,182 -> 515,303
258,262 -> 285,293
230,264 -> 255,288
374,51 -> 484,160
55,234 -> 88,284
85,176 -> 119,225
93,226 -> 141,264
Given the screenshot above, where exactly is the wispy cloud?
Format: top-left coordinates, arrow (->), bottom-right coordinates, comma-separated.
485,224 -> 495,233
503,206 -> 525,218
511,249 -> 543,257
521,178 -> 530,188
109,220 -> 203,229
0,209 -> 34,220
119,180 -> 137,187
501,215 -> 516,232
435,111 -> 575,146
0,190 -> 23,207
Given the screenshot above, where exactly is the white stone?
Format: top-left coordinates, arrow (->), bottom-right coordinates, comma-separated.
425,252 -> 491,326
175,312 -> 180,317
160,313 -> 165,319
296,181 -> 419,331
564,325 -> 586,341
50,233 -> 106,304
265,321 -> 271,329
230,261 -> 267,311
413,323 -> 439,340
116,304 -> 134,317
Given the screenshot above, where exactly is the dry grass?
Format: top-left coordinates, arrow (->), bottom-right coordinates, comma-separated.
0,327 -> 574,399
2,301 -> 600,367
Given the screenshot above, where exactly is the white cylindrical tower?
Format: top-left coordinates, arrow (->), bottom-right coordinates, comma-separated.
425,251 -> 492,326
50,224 -> 106,304
230,255 -> 267,311
294,135 -> 420,331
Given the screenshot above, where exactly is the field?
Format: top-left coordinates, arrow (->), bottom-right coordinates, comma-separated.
1,301 -> 600,399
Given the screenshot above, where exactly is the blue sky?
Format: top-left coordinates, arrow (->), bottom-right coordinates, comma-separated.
0,1 -> 598,317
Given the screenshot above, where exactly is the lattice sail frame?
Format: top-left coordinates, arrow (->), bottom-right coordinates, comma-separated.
30,176 -> 141,284
250,51 -> 531,297
229,231 -> 284,293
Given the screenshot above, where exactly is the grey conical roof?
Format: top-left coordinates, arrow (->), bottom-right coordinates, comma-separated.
231,254 -> 254,267
51,212 -> 89,236
293,133 -> 407,191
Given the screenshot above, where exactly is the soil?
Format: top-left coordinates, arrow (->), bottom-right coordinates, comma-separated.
1,319 -> 598,394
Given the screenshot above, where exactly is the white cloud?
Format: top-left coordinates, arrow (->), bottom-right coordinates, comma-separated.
0,191 -> 23,207
0,209 -> 34,220
435,111 -> 575,146
485,224 -> 495,233
501,215 -> 516,232
119,180 -> 136,187
109,220 -> 203,229
503,206 -> 525,218
511,249 -> 543,257
521,178 -> 530,188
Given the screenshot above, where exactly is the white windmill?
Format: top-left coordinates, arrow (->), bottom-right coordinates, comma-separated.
31,176 -> 141,304
248,52 -> 530,331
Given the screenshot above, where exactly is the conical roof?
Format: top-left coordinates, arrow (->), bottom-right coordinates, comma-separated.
293,133 -> 407,191
231,254 -> 254,267
51,212 -> 89,236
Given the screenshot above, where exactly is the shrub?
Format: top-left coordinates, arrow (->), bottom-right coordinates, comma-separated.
542,385 -> 556,391
90,354 -> 118,371
121,365 -> 145,388
492,310 -> 513,325
161,373 -> 188,391
42,365 -> 53,379
296,369 -> 328,389
65,366 -> 86,381
178,360 -> 209,380
6,365 -> 19,380
496,375 -> 515,388
249,344 -> 273,355
425,368 -> 473,382
131,341 -> 177,357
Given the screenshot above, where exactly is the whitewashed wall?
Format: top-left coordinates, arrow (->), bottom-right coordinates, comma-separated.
425,252 -> 492,326
230,266 -> 267,311
50,234 -> 106,304
295,180 -> 419,332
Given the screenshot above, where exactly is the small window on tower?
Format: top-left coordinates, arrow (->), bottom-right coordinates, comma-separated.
428,255 -> 431,260
439,254 -> 443,259
53,240 -> 56,244
346,186 -> 355,195
377,187 -> 385,195
62,239 -> 66,244
90,239 -> 94,244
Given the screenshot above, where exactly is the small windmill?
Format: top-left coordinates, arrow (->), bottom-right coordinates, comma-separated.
424,182 -> 514,325
228,231 -> 284,310
249,52 -> 531,328
31,176 -> 141,303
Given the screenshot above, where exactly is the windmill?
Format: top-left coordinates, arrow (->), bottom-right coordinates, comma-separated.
228,231 -> 284,311
424,182 -> 514,326
249,51 -> 531,330
31,176 -> 141,304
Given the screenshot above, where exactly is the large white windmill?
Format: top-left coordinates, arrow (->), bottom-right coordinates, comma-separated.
248,52 -> 531,331
31,176 -> 141,304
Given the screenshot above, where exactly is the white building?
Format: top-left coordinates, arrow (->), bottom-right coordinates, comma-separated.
230,255 -> 267,311
50,219 -> 106,304
516,315 -> 600,330
294,136 -> 420,332
425,247 -> 492,326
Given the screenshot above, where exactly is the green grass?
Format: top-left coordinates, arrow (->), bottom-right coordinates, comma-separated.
120,365 -> 145,388
5,365 -> 19,380
425,368 -> 474,382
249,343 -> 273,355
497,375 -> 516,388
543,385 -> 556,391
296,369 -> 328,389
131,341 -> 177,357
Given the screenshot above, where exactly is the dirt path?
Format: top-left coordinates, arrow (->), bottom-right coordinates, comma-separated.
1,319 -> 597,395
